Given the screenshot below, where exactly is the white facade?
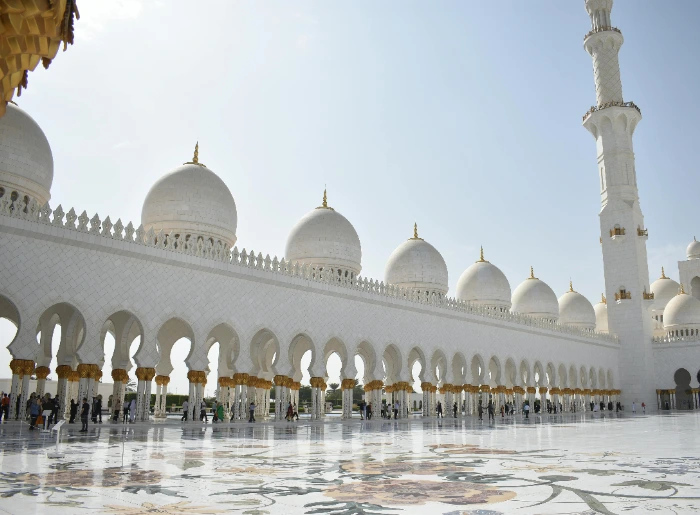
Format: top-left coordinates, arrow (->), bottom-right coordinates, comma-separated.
0,0 -> 699,422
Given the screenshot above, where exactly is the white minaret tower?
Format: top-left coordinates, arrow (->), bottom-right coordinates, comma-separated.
582,0 -> 656,409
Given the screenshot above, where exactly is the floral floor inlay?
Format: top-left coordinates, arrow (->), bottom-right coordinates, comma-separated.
0,412 -> 699,514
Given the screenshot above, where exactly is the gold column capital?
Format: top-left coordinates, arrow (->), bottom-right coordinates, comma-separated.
34,366 -> 50,380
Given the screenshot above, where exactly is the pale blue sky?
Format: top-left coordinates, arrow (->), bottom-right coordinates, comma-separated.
1,1 -> 699,394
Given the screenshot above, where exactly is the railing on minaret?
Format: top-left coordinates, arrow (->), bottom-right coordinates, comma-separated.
581,0 -> 655,410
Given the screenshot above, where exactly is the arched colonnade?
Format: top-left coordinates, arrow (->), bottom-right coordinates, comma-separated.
0,293 -> 620,422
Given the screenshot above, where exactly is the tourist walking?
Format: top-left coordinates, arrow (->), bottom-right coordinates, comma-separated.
524,402 -> 530,419
216,402 -> 224,423
478,402 -> 483,421
69,399 -> 78,423
632,401 -> 636,414
200,400 -> 208,422
248,401 -> 256,422
453,402 -> 458,418
642,401 -> 646,413
50,396 -> 60,425
113,397 -> 122,422
0,393 -> 8,422
79,397 -> 90,432
122,399 -> 130,423
292,403 -> 299,420
286,403 -> 293,422
487,400 -> 495,422
394,400 -> 399,419
95,395 -> 103,423
181,399 -> 189,421
437,401 -> 443,418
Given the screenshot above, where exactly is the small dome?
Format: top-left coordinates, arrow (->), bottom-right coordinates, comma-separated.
687,237 -> 700,260
650,267 -> 681,312
285,190 -> 362,275
0,103 -> 53,205
663,286 -> 700,331
141,145 -> 237,246
558,282 -> 595,329
511,267 -> 559,320
456,247 -> 511,309
594,295 -> 608,333
385,224 -> 448,295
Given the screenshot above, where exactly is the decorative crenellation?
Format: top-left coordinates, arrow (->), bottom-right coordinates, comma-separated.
583,101 -> 641,123
0,193 -> 618,344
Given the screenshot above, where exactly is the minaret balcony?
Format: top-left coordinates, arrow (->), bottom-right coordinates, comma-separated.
642,291 -> 655,301
582,101 -> 641,123
637,226 -> 648,239
583,26 -> 622,41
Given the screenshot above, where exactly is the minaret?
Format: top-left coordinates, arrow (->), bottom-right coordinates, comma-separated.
582,0 -> 655,409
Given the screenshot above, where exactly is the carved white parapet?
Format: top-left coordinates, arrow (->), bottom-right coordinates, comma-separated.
0,189 -> 618,345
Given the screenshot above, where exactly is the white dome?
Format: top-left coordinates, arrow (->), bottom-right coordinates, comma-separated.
663,288 -> 700,331
385,225 -> 448,294
0,103 -> 53,206
141,150 -> 237,247
687,238 -> 700,260
285,192 -> 362,275
511,268 -> 559,320
650,268 -> 680,312
558,283 -> 595,329
594,295 -> 608,333
456,248 -> 511,309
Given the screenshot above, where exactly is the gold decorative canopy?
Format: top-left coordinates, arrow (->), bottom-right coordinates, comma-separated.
184,142 -> 205,167
0,0 -> 80,117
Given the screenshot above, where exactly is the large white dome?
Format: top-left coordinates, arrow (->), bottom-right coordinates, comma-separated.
141,147 -> 237,247
594,295 -> 608,333
456,248 -> 511,309
663,287 -> 700,332
511,268 -> 559,320
558,283 -> 595,329
0,102 -> 53,206
687,237 -> 700,260
285,191 -> 362,275
650,268 -> 680,312
385,225 -> 448,295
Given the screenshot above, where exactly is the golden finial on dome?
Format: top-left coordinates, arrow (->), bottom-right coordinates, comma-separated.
680,283 -> 686,294
184,142 -> 205,167
660,266 -> 667,279
601,293 -> 607,304
569,280 -> 575,293
316,187 -> 335,210
528,266 -> 537,280
477,246 -> 487,263
409,222 -> 423,240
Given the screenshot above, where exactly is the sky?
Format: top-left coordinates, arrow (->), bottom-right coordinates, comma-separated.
1,0 -> 700,396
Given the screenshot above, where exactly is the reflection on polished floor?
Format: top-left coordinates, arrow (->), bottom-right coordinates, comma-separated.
0,412 -> 699,515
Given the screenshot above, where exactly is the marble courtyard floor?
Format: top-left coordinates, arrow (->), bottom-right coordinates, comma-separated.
0,413 -> 699,515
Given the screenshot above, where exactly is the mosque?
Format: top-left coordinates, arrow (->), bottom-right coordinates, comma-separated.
0,0 -> 699,424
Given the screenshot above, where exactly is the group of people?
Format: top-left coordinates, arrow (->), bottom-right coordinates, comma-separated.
180,399 -> 259,423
